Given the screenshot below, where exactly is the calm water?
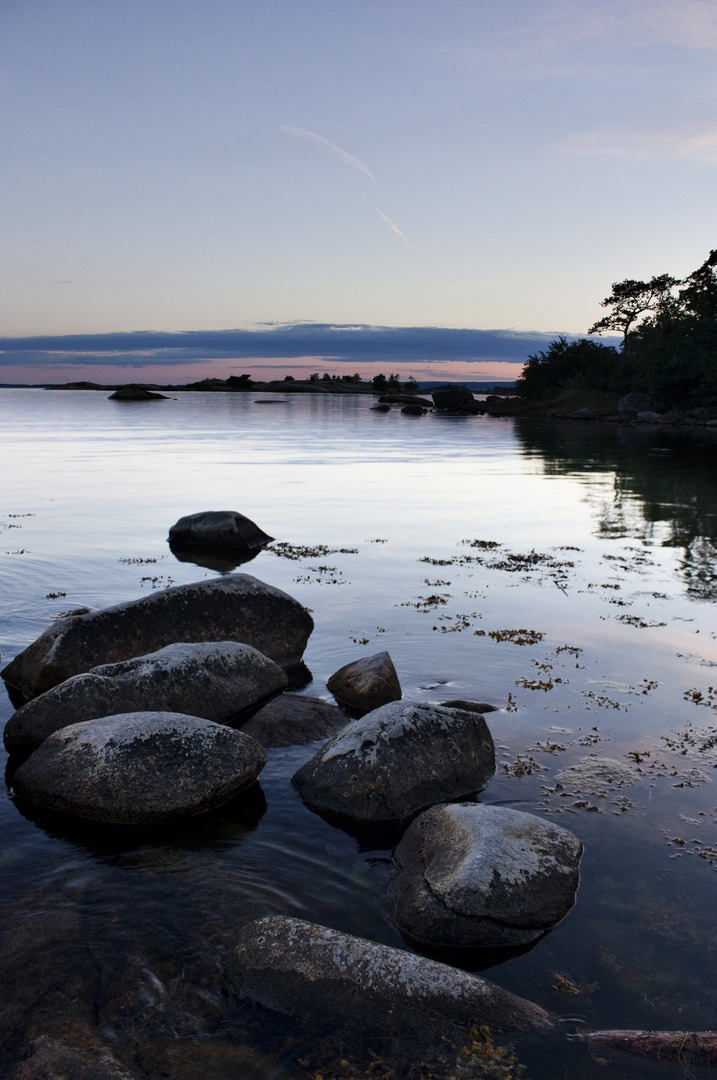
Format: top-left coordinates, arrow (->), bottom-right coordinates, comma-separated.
2,388 -> 717,1078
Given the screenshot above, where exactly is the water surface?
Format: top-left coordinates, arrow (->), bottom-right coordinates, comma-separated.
2,389 -> 717,1078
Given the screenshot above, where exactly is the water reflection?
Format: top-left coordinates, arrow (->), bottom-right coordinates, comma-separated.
515,419 -> 717,598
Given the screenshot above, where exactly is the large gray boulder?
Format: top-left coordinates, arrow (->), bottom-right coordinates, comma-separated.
291,701 -> 495,832
240,693 -> 348,748
11,711 -> 267,824
228,916 -> 553,1039
389,803 -> 582,949
168,510 -> 273,552
4,641 -> 287,755
327,651 -> 401,715
1,574 -> 313,704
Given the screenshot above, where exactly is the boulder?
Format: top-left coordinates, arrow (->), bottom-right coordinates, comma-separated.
441,698 -> 498,714
636,410 -> 662,422
108,386 -> 167,401
240,694 -> 349,748
4,641 -> 287,755
567,408 -> 595,421
228,916 -> 553,1039
370,403 -> 391,412
431,386 -> 475,410
388,803 -> 582,949
401,404 -> 426,415
1,574 -> 313,704
11,711 -> 267,824
167,510 -> 273,553
618,392 -> 653,414
326,651 -> 401,716
291,701 -> 495,832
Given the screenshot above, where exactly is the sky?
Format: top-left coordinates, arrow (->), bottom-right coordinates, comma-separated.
2,0 -> 716,384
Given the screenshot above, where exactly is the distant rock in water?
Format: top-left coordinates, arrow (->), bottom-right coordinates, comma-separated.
168,510 -> 274,555
327,651 -> 401,716
388,803 -> 582,950
108,386 -> 168,401
4,641 -> 288,755
1,574 -> 314,703
431,386 -> 475,410
12,710 -> 267,825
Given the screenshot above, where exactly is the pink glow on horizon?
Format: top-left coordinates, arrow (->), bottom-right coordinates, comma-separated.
0,358 -> 522,385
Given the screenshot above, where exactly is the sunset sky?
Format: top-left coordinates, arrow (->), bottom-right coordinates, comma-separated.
2,0 -> 716,383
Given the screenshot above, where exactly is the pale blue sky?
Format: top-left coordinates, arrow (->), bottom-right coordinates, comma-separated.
2,0 -> 716,381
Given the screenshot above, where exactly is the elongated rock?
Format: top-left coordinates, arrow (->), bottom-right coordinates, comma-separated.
291,700 -> 495,831
228,916 -> 553,1039
12,711 -> 267,824
1,574 -> 313,703
4,641 -> 287,755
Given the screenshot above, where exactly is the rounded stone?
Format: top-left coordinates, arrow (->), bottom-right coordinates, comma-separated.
11,711 -> 267,824
389,803 -> 582,949
291,700 -> 495,831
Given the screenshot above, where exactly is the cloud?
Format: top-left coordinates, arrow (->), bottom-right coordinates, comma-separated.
0,324 -> 618,370
281,126 -> 375,181
560,125 -> 717,163
372,206 -> 415,248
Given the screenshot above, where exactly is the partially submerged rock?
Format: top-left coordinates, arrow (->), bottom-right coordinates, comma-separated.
12,711 -> 267,824
291,701 -> 495,832
228,916 -> 553,1039
4,641 -> 287,755
240,693 -> 349,748
1,574 -> 313,704
326,651 -> 401,716
108,386 -> 167,401
389,803 -> 582,949
168,510 -> 274,553
431,386 -> 475,410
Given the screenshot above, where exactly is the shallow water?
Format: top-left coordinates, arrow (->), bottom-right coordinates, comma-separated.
2,389 -> 717,1078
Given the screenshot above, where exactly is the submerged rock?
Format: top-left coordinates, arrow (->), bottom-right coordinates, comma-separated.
291,701 -> 495,832
168,510 -> 274,553
12,711 -> 267,824
389,803 -> 582,949
326,651 -> 401,716
240,693 -> 349,748
555,755 -> 636,791
4,641 -> 287,755
228,916 -> 553,1039
1,574 -> 313,704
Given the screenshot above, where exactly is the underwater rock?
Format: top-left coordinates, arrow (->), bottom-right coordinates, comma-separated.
555,755 -> 635,792
1,574 -> 313,703
240,693 -> 349,748
228,916 -> 553,1039
326,650 -> 401,716
12,711 -> 267,825
291,701 -> 495,832
388,803 -> 582,949
8,1036 -> 138,1079
4,641 -> 287,755
168,510 -> 274,553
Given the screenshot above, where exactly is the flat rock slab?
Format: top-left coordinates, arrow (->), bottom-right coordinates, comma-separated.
11,711 -> 267,824
1,574 -> 313,704
327,650 -> 401,715
240,694 -> 349,748
389,803 -> 582,949
291,701 -> 495,831
4,641 -> 287,755
168,510 -> 274,552
228,916 -> 552,1040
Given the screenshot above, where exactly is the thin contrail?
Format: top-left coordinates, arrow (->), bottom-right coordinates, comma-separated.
373,205 -> 415,248
281,125 -> 375,180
